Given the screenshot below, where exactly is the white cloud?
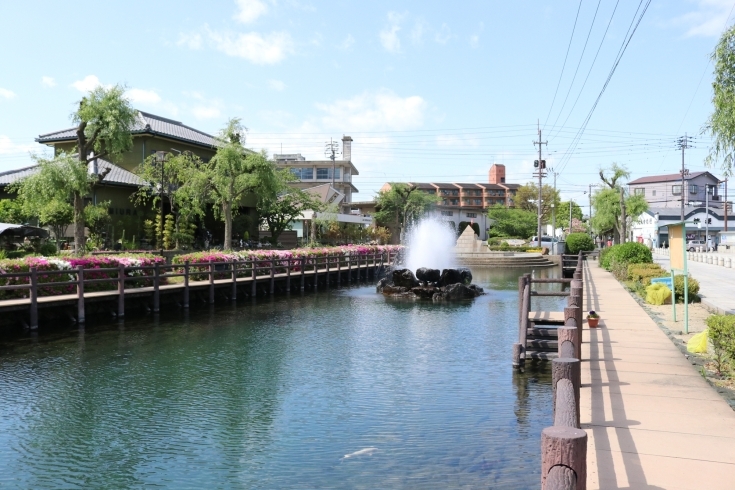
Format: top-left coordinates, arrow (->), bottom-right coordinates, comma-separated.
177,32 -> 203,49
0,135 -> 37,155
671,0 -> 735,37
380,12 -> 405,53
410,20 -> 426,45
234,0 -> 268,24
315,89 -> 427,131
0,88 -> 16,99
268,79 -> 286,91
339,34 -> 355,50
71,75 -> 107,93
41,76 -> 56,88
435,23 -> 452,44
184,91 -> 223,120
208,28 -> 294,64
127,88 -> 162,104
469,35 -> 479,48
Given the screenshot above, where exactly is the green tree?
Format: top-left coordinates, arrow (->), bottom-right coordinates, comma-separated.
196,118 -> 278,250
0,199 -> 29,224
69,85 -> 137,254
38,200 -> 74,248
487,205 -> 538,238
373,183 -> 439,242
556,201 -> 584,231
135,151 -> 205,249
84,201 -> 111,250
591,164 -> 648,243
258,170 -> 322,245
705,24 -> 735,173
513,182 -> 560,223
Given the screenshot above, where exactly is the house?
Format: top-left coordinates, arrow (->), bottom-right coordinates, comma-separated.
274,135 -> 359,203
379,164 -> 520,240
627,171 -> 725,210
631,206 -> 733,247
0,111 -> 259,246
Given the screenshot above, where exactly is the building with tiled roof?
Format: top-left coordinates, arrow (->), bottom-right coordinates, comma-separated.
627,171 -> 725,210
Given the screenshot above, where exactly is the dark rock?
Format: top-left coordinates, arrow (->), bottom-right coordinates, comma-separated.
439,268 -> 463,287
468,284 -> 484,294
382,285 -> 410,296
458,268 -> 473,285
416,267 -> 441,283
441,283 -> 478,300
411,286 -> 439,299
376,277 -> 393,293
392,268 -> 420,288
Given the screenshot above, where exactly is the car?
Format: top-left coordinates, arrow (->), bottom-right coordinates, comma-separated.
529,236 -> 558,248
687,240 -> 707,252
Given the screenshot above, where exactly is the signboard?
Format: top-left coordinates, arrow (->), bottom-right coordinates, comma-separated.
651,277 -> 673,290
669,224 -> 685,270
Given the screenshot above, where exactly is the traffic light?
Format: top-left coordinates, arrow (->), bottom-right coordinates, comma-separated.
533,159 -> 547,169
534,160 -> 539,168
540,159 -> 546,169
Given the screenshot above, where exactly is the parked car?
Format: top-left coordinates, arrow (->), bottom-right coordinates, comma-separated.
529,236 -> 557,248
687,240 -> 707,252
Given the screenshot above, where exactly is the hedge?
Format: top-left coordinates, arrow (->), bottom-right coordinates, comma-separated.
565,233 -> 594,255
600,242 -> 652,270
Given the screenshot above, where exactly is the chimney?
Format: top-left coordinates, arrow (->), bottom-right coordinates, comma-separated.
489,164 -> 506,184
342,135 -> 353,161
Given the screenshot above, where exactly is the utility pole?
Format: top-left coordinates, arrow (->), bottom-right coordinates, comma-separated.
325,138 -> 339,187
551,169 -> 557,252
533,122 -> 548,242
677,134 -> 692,221
588,183 -> 593,225
706,183 -> 710,250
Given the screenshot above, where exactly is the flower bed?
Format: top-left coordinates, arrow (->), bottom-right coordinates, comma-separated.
173,245 -> 404,281
0,255 -> 167,300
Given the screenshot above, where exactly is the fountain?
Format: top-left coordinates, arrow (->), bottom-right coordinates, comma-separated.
377,217 -> 485,300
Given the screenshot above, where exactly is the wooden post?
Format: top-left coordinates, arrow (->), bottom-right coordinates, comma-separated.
300,257 -> 305,290
518,283 -> 530,364
552,358 -> 581,429
29,267 -> 38,329
269,259 -> 275,294
326,253 -> 330,288
541,426 -> 587,490
231,260 -> 237,301
153,263 -> 160,312
518,275 -> 526,332
286,258 -> 291,292
347,254 -> 352,283
512,342 -> 523,368
545,465 -> 577,490
183,261 -> 190,308
118,263 -> 125,318
557,325 -> 577,359
77,265 -> 85,323
337,253 -> 341,286
564,305 -> 581,360
251,259 -> 257,297
208,260 -> 215,304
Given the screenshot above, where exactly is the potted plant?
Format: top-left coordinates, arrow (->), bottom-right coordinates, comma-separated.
587,310 -> 600,328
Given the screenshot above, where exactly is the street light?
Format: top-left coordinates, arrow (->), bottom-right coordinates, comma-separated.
155,151 -> 167,248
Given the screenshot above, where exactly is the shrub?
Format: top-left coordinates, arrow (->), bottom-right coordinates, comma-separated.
627,263 -> 666,285
706,314 -> 735,375
610,258 -> 630,281
37,242 -> 57,256
601,242 -> 652,270
566,233 -> 594,255
645,283 -> 671,305
673,274 -> 699,302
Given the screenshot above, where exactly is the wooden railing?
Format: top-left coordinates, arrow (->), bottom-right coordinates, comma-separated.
0,251 -> 394,329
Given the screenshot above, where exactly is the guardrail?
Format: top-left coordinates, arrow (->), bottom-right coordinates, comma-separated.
654,246 -> 735,268
0,251 -> 394,330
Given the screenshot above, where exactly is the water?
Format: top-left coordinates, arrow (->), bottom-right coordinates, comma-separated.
0,266 -> 564,489
404,218 -> 458,272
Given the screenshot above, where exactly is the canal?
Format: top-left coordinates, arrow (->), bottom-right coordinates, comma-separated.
0,266 -> 564,489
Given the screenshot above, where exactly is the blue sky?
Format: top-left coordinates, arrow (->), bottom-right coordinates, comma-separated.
1,0 -> 734,206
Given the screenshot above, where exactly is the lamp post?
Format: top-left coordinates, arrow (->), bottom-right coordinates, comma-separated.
155,151 -> 166,248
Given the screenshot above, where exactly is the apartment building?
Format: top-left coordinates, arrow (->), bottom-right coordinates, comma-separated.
274,135 -> 359,203
380,164 -> 519,239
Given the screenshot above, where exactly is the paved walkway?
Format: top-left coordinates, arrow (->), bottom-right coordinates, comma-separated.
581,263 -> 735,489
653,252 -> 735,314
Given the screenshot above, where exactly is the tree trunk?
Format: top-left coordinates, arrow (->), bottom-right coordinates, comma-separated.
73,192 -> 85,255
223,201 -> 233,250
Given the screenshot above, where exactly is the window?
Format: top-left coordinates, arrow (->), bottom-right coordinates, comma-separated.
450,199 -> 459,205
466,212 -> 477,218
290,167 -> 313,179
316,168 -> 330,179
634,188 -> 645,196
672,185 -> 682,195
689,184 -> 699,194
441,210 -> 453,216
652,189 -> 656,196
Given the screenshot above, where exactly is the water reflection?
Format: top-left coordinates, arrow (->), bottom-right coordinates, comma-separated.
0,266 -> 563,489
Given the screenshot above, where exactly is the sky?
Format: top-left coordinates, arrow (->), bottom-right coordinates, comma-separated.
1,0 -> 734,208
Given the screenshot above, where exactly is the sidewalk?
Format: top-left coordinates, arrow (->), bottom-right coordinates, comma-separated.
653,252 -> 735,314
581,263 -> 735,490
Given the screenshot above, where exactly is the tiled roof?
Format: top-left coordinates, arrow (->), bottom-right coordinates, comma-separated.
37,111 -> 218,149
0,158 -> 144,188
627,172 -> 709,185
